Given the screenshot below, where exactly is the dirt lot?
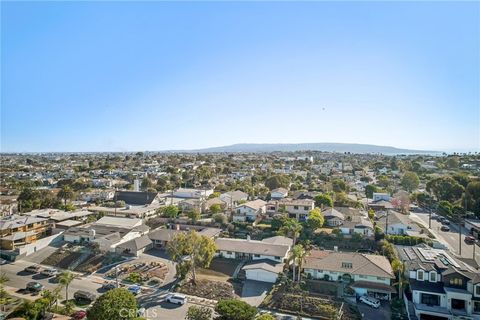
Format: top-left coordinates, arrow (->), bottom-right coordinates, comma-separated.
42,248 -> 84,269
177,279 -> 238,300
197,258 -> 240,281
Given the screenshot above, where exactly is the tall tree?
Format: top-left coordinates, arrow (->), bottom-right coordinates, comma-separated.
167,231 -> 216,284
215,299 -> 256,320
426,176 -> 464,202
306,208 -> 324,230
290,244 -> 307,283
313,194 -> 333,208
57,185 -> 75,206
279,218 -> 302,245
401,171 -> 420,193
87,288 -> 137,320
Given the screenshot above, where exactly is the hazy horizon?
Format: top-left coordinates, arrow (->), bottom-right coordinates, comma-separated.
2,1 -> 479,153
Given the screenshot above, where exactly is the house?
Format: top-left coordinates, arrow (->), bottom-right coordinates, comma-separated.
115,235 -> 153,257
115,191 -> 160,205
373,193 -> 390,202
205,197 -> 226,211
220,191 -> 248,208
178,199 -> 204,213
339,216 -> 374,237
375,211 -> 421,235
270,188 -> 289,200
303,250 -> 395,300
215,236 -> 292,263
282,199 -> 315,222
233,199 -> 267,222
149,224 -> 221,248
0,215 -> 50,250
321,208 -> 345,226
398,244 -> 480,320
63,217 -> 150,253
242,259 -> 284,283
172,188 -> 214,199
368,200 -> 394,212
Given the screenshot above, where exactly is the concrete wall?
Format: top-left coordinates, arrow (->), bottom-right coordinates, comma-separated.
17,232 -> 64,256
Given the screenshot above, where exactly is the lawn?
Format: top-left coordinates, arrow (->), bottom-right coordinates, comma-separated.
197,258 -> 240,281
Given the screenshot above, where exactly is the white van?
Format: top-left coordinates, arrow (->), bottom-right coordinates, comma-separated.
359,295 -> 380,308
41,268 -> 58,277
166,294 -> 186,305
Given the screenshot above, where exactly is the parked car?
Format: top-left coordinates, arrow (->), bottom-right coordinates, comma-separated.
359,295 -> 380,308
440,225 -> 450,232
101,282 -> 116,291
72,310 -> 87,320
41,268 -> 58,277
24,265 -> 41,273
0,258 -> 7,265
26,282 -> 44,293
165,293 -> 186,305
442,219 -> 451,225
74,290 -> 96,303
465,236 -> 476,244
127,285 -> 142,296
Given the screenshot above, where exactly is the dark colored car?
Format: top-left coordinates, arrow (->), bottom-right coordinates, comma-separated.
101,282 -> 116,291
440,225 -> 450,232
465,236 -> 476,244
26,281 -> 44,293
74,290 -> 96,303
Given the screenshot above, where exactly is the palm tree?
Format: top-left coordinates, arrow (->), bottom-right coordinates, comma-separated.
58,271 -> 75,302
289,244 -> 306,282
392,262 -> 407,297
57,185 -> 75,206
280,218 -> 302,245
295,245 -> 308,283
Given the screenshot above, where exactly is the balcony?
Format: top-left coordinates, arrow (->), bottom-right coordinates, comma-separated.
413,303 -> 451,316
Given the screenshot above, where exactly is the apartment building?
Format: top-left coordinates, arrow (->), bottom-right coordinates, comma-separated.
0,215 -> 50,250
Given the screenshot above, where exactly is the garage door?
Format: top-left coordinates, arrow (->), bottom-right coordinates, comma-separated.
246,270 -> 277,283
419,313 -> 449,320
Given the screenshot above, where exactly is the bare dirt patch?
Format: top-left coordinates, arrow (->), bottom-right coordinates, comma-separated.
177,279 -> 238,300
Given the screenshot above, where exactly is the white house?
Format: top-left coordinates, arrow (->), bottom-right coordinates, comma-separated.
303,250 -> 395,300
215,236 -> 292,263
270,188 -> 289,200
233,200 -> 267,222
373,193 -> 390,202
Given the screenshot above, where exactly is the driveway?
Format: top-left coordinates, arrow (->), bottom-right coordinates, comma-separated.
240,280 -> 273,307
357,300 -> 391,320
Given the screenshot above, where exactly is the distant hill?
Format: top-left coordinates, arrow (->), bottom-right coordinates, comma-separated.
186,143 -> 439,154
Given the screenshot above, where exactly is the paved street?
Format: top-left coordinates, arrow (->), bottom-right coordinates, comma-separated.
0,259 -> 103,301
410,211 -> 480,263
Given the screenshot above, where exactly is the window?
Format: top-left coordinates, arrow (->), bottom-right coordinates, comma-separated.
449,278 -> 463,286
429,272 -> 437,282
304,206 -> 309,211
474,301 -> 480,314
476,285 -> 480,296
377,277 -> 384,281
294,206 -> 299,210
274,256 -> 280,260
420,293 -> 440,306
417,270 -> 424,281
341,262 -> 352,268
254,254 -> 260,257
358,275 -> 366,279
226,251 -> 232,254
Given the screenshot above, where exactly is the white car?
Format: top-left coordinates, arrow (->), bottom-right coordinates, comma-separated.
0,258 -> 7,265
41,268 -> 59,277
359,295 -> 380,308
165,293 -> 186,305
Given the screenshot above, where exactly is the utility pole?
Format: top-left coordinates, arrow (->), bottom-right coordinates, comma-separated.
459,197 -> 467,256
114,187 -> 117,217
385,209 -> 389,235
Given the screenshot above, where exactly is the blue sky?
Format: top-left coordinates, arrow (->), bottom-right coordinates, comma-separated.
1,1 -> 479,152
